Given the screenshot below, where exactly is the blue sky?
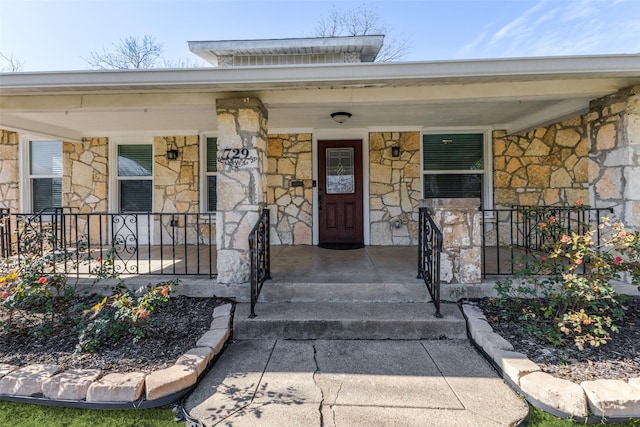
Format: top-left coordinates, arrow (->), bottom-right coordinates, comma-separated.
1,0 -> 639,71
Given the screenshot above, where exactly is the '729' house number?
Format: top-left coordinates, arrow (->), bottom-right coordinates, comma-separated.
217,148 -> 258,169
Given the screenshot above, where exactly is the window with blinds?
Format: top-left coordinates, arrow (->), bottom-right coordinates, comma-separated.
29,140 -> 62,213
206,137 -> 217,212
117,144 -> 152,212
422,133 -> 484,201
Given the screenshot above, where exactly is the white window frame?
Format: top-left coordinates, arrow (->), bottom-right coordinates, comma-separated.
421,128 -> 494,209
19,136 -> 63,213
200,134 -> 218,214
109,138 -> 154,213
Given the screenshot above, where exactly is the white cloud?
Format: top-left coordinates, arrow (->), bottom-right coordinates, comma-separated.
478,0 -> 640,58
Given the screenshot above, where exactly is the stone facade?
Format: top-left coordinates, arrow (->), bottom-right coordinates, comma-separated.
153,136 -> 211,244
62,138 -> 108,213
369,132 -> 422,245
423,198 -> 482,284
0,129 -> 19,211
61,137 -> 109,244
267,134 -> 313,245
216,98 -> 269,284
588,85 -> 640,228
493,118 -> 590,208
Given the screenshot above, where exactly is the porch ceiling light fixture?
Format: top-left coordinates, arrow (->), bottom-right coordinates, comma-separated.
330,112 -> 352,124
391,145 -> 400,157
166,141 -> 179,160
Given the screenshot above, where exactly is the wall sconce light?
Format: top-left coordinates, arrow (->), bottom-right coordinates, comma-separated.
330,112 -> 352,124
391,145 -> 401,157
166,141 -> 179,160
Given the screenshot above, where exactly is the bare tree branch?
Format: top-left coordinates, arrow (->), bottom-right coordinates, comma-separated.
314,4 -> 412,62
0,51 -> 25,72
84,35 -> 164,70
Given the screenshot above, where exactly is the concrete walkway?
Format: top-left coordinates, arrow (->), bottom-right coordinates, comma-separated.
185,339 -> 529,427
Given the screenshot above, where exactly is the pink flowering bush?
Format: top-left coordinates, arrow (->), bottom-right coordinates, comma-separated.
0,219 -> 177,351
495,206 -> 639,350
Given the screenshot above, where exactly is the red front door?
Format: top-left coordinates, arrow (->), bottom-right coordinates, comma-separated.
318,140 -> 364,247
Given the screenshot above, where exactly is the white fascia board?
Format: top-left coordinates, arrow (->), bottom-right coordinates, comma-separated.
1,54 -> 639,94
506,99 -> 588,135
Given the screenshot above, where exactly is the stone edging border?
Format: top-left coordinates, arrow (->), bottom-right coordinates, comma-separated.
462,303 -> 640,423
0,302 -> 233,408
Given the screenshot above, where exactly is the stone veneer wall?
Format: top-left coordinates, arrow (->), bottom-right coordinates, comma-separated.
62,138 -> 109,244
0,129 -> 19,211
369,132 -> 421,245
493,118 -> 590,208
588,85 -> 640,228
153,136 -> 212,244
267,134 -> 313,245
62,138 -> 108,213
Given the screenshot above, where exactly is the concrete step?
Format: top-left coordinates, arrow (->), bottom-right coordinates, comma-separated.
259,281 -> 432,303
233,302 -> 467,340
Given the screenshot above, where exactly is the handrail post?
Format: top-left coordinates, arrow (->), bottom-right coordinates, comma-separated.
249,208 -> 271,318
417,207 -> 442,318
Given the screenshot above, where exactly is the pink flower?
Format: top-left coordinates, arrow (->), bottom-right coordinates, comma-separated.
138,309 -> 147,318
549,216 -> 556,223
576,200 -> 583,206
613,256 -> 623,266
1,291 -> 8,298
38,277 -> 48,284
575,259 -> 583,265
560,235 -> 570,243
539,222 -> 547,228
160,287 -> 169,296
540,256 -> 546,262
96,258 -> 101,262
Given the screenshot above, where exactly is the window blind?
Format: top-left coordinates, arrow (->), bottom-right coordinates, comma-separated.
30,141 -> 62,175
423,134 -> 483,171
120,180 -> 152,212
206,137 -> 217,173
118,145 -> 152,177
208,176 -> 217,211
32,178 -> 62,212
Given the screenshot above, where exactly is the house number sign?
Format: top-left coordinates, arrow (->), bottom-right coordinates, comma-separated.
217,148 -> 258,169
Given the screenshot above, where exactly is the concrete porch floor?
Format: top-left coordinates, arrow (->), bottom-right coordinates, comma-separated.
264,245 -> 432,303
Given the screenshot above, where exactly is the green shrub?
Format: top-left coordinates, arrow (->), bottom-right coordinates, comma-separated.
0,218 -> 177,352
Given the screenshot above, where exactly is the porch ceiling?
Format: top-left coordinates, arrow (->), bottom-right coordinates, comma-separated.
1,55 -> 639,140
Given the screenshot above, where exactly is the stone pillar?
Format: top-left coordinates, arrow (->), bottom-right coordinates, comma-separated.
62,137 -> 109,244
216,97 -> 268,284
589,85 -> 640,228
0,129 -> 20,211
421,198 -> 482,284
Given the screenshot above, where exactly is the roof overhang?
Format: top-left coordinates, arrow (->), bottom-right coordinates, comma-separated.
1,54 -> 639,141
188,35 -> 385,65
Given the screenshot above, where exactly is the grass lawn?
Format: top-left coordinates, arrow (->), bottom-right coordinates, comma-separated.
528,407 -> 640,427
0,402 -> 178,427
1,402 -> 639,426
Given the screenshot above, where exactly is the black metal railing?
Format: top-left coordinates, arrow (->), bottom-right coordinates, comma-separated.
481,205 -> 614,277
248,208 -> 271,318
417,207 -> 443,318
0,208 -> 11,258
1,210 -> 217,277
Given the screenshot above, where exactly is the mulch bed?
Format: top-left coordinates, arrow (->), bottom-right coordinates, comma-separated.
475,296 -> 640,383
0,296 -> 223,374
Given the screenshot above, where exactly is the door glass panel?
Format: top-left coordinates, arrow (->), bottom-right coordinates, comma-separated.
326,148 -> 354,194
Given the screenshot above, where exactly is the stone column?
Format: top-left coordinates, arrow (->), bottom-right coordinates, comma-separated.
216,98 -> 268,284
0,129 -> 20,211
589,85 -> 640,228
421,198 -> 482,284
